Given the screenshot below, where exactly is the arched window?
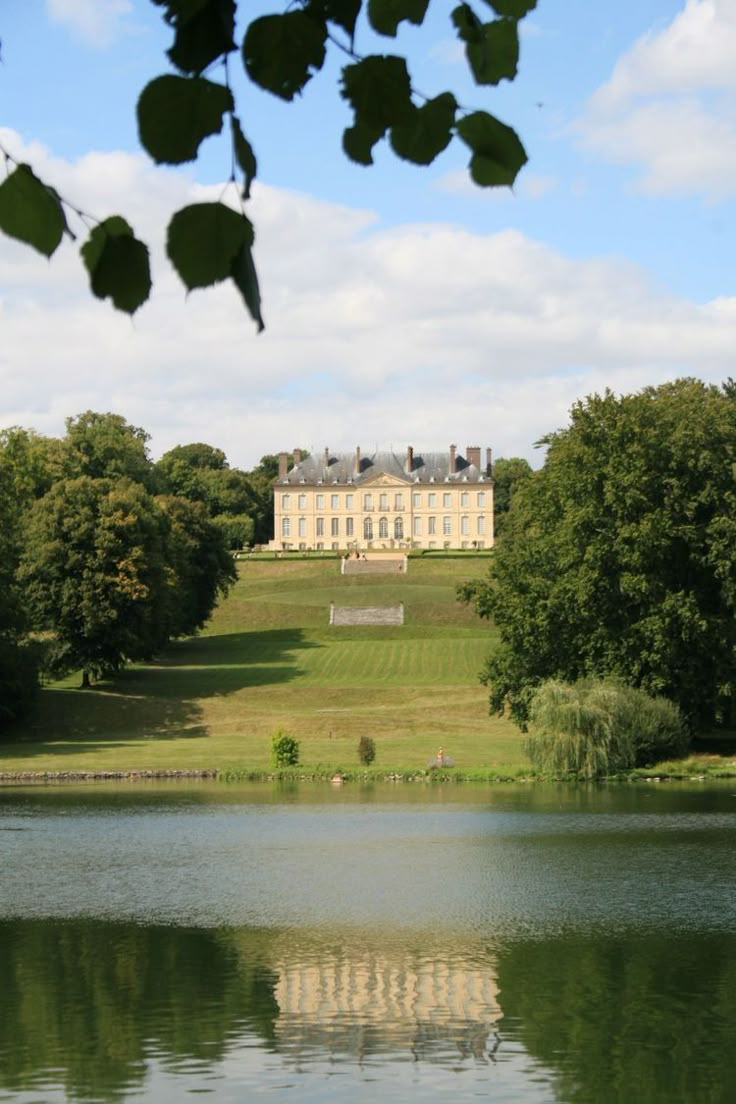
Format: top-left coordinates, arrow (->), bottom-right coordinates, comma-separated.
394,517 -> 404,539
379,517 -> 389,539
363,517 -> 373,540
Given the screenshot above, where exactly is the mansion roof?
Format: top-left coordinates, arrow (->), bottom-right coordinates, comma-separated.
278,446 -> 493,486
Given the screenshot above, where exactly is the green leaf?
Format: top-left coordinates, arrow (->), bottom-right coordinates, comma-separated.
319,0 -> 362,38
231,116 -> 257,198
342,121 -> 386,165
243,13 -> 327,101
484,0 -> 537,16
464,18 -> 519,85
0,164 -> 65,257
230,243 -> 265,332
167,202 -> 253,289
162,0 -> 237,74
452,4 -> 484,44
80,217 -> 152,315
390,92 -> 457,165
341,56 -> 414,131
368,0 -> 430,37
137,75 -> 233,164
457,110 -> 527,186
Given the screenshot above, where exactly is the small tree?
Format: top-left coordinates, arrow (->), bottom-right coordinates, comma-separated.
357,736 -> 376,766
271,730 -> 299,768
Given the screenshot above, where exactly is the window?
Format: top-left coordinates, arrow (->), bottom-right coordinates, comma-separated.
281,494 -> 290,509
331,542 -> 339,550
331,517 -> 339,537
298,493 -> 307,509
346,517 -> 354,537
364,493 -> 373,510
394,517 -> 404,540
413,516 -> 422,537
412,492 -> 420,507
379,517 -> 389,539
461,515 -> 469,535
331,493 -> 339,509
346,493 -> 354,508
379,493 -> 389,511
443,516 -> 451,535
428,492 -> 436,507
477,491 -> 485,507
299,542 -> 306,551
316,518 -> 324,537
477,515 -> 485,535
281,517 -> 290,537
316,542 -> 324,550
443,492 -> 452,507
428,516 -> 436,535
316,493 -> 324,509
364,517 -> 373,540
460,491 -> 469,507
394,493 -> 404,510
298,517 -> 307,537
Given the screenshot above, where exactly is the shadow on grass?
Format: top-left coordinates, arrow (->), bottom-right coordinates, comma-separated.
150,629 -> 322,669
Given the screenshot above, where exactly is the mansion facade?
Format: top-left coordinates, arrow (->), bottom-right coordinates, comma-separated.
269,445 -> 494,552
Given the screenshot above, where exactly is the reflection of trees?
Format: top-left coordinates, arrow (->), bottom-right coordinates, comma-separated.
0,920 -> 279,1102
496,932 -> 736,1103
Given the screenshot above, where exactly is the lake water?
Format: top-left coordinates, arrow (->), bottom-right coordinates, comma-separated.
1,781 -> 735,1103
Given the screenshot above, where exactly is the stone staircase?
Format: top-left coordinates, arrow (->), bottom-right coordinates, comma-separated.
330,604 -> 404,626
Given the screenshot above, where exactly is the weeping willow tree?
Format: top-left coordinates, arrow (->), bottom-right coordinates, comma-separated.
524,679 -> 688,778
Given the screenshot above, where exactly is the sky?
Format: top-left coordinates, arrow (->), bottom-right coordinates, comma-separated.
2,0 -> 736,469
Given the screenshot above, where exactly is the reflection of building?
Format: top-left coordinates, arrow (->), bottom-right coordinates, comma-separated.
269,445 -> 495,552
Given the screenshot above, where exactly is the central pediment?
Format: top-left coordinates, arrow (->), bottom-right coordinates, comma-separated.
359,469 -> 412,487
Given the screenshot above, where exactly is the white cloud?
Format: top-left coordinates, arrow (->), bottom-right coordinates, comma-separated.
580,0 -> 736,199
1,133 -> 734,470
46,0 -> 132,47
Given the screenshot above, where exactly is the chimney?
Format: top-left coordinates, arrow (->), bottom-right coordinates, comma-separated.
355,446 -> 361,475
466,446 -> 481,470
324,447 -> 330,471
449,444 -> 457,474
486,447 -> 493,475
406,445 -> 414,473
293,448 -> 301,467
278,451 -> 288,479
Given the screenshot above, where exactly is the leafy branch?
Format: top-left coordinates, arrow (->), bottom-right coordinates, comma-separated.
0,0 -> 536,329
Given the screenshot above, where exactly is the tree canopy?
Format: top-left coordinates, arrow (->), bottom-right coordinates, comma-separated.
462,379 -> 736,730
0,0 -> 535,328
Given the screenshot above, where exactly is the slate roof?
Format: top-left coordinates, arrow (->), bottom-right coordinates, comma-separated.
278,449 -> 492,485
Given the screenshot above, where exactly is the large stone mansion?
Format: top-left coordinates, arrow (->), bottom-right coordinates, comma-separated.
269,445 -> 494,552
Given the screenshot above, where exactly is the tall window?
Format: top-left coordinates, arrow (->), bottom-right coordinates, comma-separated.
316,517 -> 324,537
428,492 -> 436,507
460,491 -> 469,507
461,515 -> 469,535
477,491 -> 485,507
379,517 -> 389,539
379,493 -> 389,511
316,493 -> 324,509
394,517 -> 404,540
346,493 -> 354,508
281,517 -> 290,537
298,493 -> 307,509
477,515 -> 485,534
281,494 -> 290,509
413,516 -> 421,537
394,493 -> 404,510
443,492 -> 452,507
298,517 -> 307,537
364,493 -> 373,510
364,517 -> 373,540
331,493 -> 339,509
331,517 -> 339,537
443,516 -> 451,535
428,516 -> 436,534
412,492 -> 420,507
346,517 -> 354,537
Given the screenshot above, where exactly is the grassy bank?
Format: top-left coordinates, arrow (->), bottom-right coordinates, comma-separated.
0,557 -> 527,776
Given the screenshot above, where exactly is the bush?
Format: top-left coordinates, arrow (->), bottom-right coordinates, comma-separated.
357,736 -> 376,765
524,678 -> 689,778
271,729 -> 299,767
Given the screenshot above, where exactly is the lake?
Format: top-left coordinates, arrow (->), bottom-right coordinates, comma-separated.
1,781 -> 735,1103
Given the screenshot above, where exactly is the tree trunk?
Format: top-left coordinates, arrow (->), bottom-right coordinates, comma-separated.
81,670 -> 91,689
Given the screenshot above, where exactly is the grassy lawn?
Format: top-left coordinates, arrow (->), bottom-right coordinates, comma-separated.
0,557 -> 528,775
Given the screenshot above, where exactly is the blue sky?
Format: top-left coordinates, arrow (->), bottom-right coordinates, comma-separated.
2,0 -> 735,468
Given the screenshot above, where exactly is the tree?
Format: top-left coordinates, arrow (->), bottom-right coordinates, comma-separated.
492,456 -> 532,536
63,412 -> 155,489
0,477 -> 38,732
19,477 -> 171,686
461,379 -> 736,730
158,495 -> 237,637
0,0 -> 534,328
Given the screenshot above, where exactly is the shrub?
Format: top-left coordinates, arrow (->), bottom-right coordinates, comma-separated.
524,678 -> 688,778
271,729 -> 299,767
357,736 -> 376,765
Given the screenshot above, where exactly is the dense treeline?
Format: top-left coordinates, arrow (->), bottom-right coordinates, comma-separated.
0,412 -> 289,731
463,378 -> 736,738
